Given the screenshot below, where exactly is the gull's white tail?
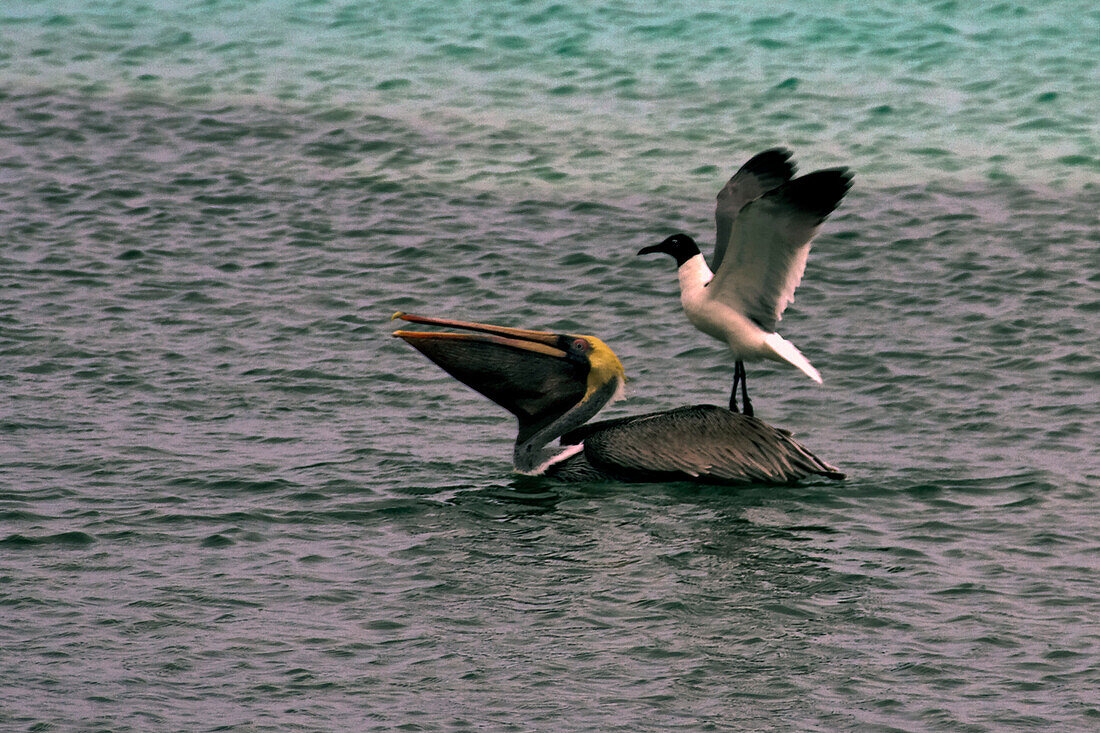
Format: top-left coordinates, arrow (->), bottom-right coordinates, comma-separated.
763,333 -> 822,384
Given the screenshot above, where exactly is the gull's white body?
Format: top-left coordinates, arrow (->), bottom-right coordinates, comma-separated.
677,253 -> 822,383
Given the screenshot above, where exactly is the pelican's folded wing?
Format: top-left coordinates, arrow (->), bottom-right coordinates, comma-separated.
580,405 -> 843,484
709,168 -> 852,332
713,148 -> 796,271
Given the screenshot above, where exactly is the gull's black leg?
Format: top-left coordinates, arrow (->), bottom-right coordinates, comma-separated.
740,361 -> 754,417
729,361 -> 741,413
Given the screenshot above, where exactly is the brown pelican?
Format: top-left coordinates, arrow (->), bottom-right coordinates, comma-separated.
391,312 -> 843,484
638,149 -> 852,417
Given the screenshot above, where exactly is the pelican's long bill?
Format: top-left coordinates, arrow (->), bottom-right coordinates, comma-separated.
391,312 -> 624,446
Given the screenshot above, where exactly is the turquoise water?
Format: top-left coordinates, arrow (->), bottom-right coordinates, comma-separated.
2,2 -> 1098,730
3,1 -> 1098,193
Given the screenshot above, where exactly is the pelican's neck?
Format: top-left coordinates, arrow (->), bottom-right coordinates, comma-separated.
678,253 -> 713,292
512,376 -> 623,475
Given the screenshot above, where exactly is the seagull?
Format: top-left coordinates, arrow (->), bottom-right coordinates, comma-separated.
638,149 -> 852,416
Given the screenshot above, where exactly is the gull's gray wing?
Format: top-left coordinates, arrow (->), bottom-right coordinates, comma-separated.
708,168 -> 852,332
713,148 -> 796,271
577,405 -> 843,484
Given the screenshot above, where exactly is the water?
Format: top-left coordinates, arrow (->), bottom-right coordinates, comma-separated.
2,1 -> 1098,730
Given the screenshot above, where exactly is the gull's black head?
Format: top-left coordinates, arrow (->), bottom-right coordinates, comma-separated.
637,233 -> 700,267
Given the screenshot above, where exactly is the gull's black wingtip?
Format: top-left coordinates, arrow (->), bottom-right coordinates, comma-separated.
740,147 -> 797,181
770,167 -> 853,219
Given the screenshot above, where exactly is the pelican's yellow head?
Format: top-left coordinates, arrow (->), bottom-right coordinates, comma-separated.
574,335 -> 626,404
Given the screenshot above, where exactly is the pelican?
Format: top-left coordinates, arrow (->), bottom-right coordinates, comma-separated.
638,149 -> 852,416
391,312 -> 843,484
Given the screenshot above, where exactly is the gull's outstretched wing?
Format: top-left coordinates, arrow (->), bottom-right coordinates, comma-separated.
565,405 -> 843,484
708,168 -> 852,333
713,148 -> 796,271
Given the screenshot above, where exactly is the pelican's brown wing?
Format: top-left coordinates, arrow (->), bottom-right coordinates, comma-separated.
580,405 -> 843,484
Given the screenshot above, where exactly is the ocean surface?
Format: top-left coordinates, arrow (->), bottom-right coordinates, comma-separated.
2,1 -> 1098,730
